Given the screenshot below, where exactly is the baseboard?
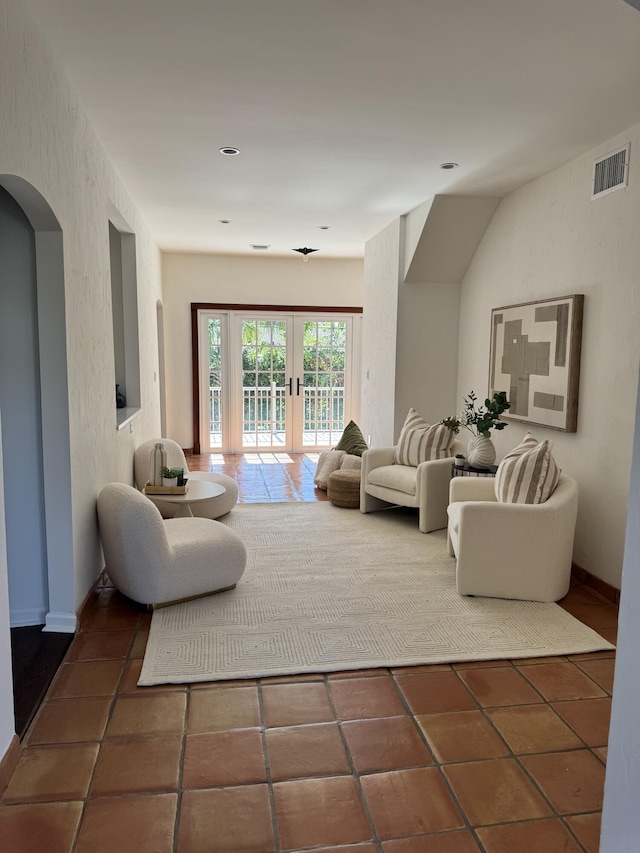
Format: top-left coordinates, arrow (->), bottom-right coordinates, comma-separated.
0,736 -> 20,796
67,567 -> 112,631
9,606 -> 48,628
183,447 -> 194,455
571,562 -> 620,605
42,611 -> 77,633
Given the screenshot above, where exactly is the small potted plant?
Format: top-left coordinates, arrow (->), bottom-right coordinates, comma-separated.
161,466 -> 180,487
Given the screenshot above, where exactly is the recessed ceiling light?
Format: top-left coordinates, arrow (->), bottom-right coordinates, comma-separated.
439,162 -> 459,170
219,146 -> 240,156
218,219 -> 231,224
250,244 -> 270,250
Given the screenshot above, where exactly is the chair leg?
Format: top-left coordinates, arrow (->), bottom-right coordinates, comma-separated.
360,491 -> 390,515
418,506 -> 443,534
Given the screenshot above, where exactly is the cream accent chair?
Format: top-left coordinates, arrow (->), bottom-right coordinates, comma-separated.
97,483 -> 246,607
360,439 -> 465,533
447,473 -> 579,602
134,438 -> 238,520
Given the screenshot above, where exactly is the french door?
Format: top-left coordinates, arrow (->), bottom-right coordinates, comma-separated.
197,309 -> 360,453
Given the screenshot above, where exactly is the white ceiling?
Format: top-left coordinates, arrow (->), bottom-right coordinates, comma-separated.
22,0 -> 640,258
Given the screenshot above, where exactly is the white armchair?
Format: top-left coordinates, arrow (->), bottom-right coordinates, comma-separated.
134,438 -> 238,520
360,439 -> 465,533
97,483 -> 246,607
447,473 -> 579,602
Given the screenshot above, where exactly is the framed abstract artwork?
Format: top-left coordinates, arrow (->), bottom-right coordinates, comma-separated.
489,294 -> 584,432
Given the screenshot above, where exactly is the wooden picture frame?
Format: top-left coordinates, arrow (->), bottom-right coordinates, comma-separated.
489,294 -> 584,432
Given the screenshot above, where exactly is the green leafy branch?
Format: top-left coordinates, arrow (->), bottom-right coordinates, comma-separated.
441,391 -> 511,438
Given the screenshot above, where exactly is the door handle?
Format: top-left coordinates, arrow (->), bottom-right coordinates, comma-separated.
287,377 -> 293,396
296,378 -> 302,396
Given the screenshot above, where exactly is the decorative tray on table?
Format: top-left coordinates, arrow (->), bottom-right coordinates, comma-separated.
143,479 -> 189,495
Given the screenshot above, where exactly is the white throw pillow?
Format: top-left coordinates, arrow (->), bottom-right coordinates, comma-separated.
495,431 -> 560,504
394,408 -> 454,466
313,450 -> 346,490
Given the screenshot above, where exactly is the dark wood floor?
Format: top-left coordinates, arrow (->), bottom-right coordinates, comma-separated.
11,626 -> 73,739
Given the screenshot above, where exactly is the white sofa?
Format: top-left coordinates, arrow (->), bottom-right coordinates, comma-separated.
360,439 -> 465,533
97,482 -> 246,607
447,473 -> 579,602
134,438 -> 238,520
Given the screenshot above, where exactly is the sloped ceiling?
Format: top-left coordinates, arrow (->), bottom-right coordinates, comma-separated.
403,196 -> 501,284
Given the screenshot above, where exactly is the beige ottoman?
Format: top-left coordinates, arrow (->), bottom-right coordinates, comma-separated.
327,468 -> 361,508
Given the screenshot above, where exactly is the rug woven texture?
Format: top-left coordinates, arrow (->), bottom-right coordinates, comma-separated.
139,502 -> 614,686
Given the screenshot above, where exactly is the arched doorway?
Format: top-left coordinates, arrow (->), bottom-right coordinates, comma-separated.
0,175 -> 74,735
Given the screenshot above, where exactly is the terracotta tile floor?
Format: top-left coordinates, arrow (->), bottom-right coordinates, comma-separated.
0,453 -> 617,852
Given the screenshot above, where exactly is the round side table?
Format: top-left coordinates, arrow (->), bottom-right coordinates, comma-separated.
144,480 -> 226,518
451,461 -> 498,478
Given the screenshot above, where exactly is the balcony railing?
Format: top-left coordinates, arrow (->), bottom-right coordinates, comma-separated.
208,385 -> 345,447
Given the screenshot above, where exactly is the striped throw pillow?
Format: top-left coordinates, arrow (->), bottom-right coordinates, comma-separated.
394,408 -> 454,466
495,432 -> 561,504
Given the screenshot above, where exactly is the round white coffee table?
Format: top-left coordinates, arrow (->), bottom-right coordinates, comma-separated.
144,480 -> 226,518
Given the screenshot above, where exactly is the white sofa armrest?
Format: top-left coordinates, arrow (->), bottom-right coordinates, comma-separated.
360,446 -> 397,514
413,438 -> 466,533
415,456 -> 457,533
362,446 -> 396,472
449,476 -> 496,503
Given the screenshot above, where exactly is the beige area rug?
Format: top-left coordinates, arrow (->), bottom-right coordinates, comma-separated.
139,502 -> 614,686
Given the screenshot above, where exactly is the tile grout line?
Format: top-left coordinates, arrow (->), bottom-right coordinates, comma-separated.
323,674 -> 384,853
462,690 -> 598,848
505,748 -> 591,853
386,667 -> 483,847
502,664 -> 608,851
256,679 -> 283,852
172,685 -> 190,853
388,663 -> 600,848
514,660 -> 611,768
476,663 -> 594,846
70,610 -> 143,852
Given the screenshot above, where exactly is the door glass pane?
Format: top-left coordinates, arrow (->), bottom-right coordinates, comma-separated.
302,320 -> 346,447
241,319 -> 287,448
208,319 -> 223,449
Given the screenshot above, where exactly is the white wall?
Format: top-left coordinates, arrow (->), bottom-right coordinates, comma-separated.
161,252 -> 363,448
601,367 -> 640,851
457,123 -> 640,587
361,219 -> 461,446
0,0 -> 163,756
394,282 -> 460,437
361,221 -> 402,447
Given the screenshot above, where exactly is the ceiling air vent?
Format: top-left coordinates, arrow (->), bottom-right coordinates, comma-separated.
250,244 -> 270,251
592,144 -> 630,199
